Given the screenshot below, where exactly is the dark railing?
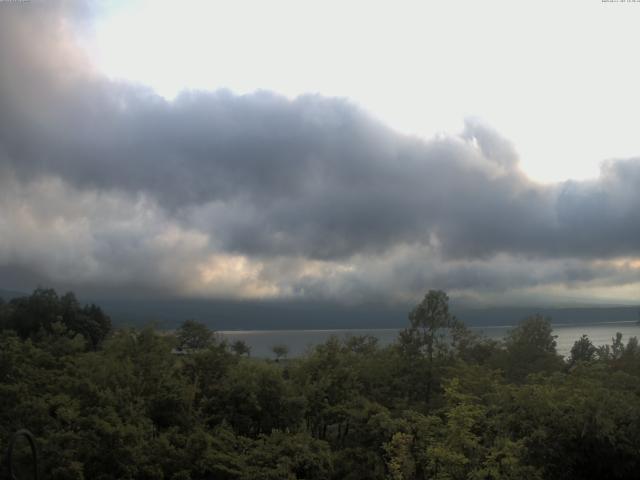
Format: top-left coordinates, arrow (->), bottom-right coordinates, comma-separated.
5,429 -> 38,480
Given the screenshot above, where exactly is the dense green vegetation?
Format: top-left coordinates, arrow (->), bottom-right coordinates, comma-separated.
1,289 -> 640,479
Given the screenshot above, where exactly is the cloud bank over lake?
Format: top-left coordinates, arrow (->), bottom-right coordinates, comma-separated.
1,2 -> 639,306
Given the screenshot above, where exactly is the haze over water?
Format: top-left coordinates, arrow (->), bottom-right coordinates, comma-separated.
220,321 -> 640,358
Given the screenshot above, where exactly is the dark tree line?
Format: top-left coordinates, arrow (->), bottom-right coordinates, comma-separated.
0,288 -> 111,349
1,289 -> 640,479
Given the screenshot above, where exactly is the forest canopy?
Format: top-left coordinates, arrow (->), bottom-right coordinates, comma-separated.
1,289 -> 640,479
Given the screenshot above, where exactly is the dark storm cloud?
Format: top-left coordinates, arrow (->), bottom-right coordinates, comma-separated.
1,1 -> 639,302
5,70 -> 638,261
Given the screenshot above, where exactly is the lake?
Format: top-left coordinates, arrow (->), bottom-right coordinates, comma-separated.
219,321 -> 640,358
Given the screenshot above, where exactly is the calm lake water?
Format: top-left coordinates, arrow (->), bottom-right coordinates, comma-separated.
219,321 -> 640,358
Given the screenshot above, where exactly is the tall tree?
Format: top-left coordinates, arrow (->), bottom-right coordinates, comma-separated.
231,340 -> 251,357
176,319 -> 214,351
502,314 -> 563,381
569,334 -> 597,365
271,344 -> 289,361
7,287 -> 61,338
398,290 -> 454,403
400,290 -> 453,360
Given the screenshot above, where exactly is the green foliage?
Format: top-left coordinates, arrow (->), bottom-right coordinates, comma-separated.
176,319 -> 214,351
384,432 -> 415,480
500,314 -> 564,381
396,290 -> 457,405
208,360 -> 305,436
570,334 -> 598,364
243,431 -> 333,480
231,339 -> 251,357
1,288 -> 111,349
399,290 -> 453,360
2,289 -> 640,479
271,343 -> 289,361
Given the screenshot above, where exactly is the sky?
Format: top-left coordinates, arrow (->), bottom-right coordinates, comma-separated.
1,0 -> 639,310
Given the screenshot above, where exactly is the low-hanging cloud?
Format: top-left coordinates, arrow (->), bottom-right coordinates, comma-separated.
1,1 -> 639,305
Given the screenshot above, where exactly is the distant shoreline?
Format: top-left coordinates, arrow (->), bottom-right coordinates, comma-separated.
216,321 -> 640,358
217,319 -> 640,334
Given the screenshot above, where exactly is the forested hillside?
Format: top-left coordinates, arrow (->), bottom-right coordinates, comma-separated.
1,289 -> 640,479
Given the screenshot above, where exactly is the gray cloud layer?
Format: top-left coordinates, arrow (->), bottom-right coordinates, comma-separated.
1,2 -> 639,304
